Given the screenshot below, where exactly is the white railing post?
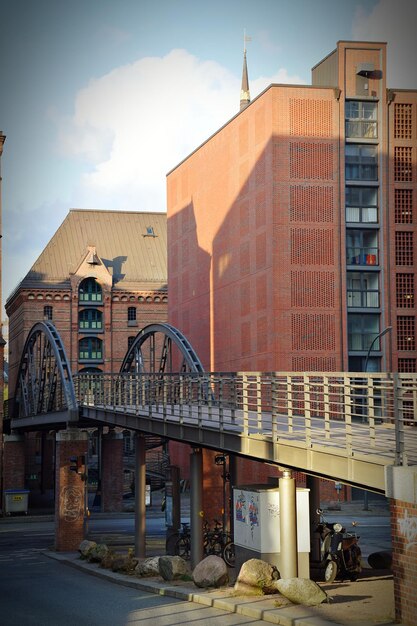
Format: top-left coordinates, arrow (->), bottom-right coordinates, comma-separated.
394,373 -> 406,465
344,374 -> 353,457
304,374 -> 311,449
242,373 -> 249,436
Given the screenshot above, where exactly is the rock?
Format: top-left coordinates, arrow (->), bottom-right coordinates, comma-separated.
233,580 -> 265,596
158,555 -> 189,581
275,578 -> 328,606
234,559 -> 279,594
88,543 -> 110,563
79,540 -> 97,558
111,554 -> 138,574
192,555 -> 229,588
368,551 -> 392,570
135,556 -> 161,577
100,550 -> 117,569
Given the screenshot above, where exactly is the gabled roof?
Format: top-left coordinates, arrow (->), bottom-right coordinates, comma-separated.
13,209 -> 167,293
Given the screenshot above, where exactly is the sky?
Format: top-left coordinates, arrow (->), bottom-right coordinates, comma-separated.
1,0 -> 416,313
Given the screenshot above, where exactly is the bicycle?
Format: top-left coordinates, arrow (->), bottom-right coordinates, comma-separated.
204,519 -> 235,567
174,522 -> 191,559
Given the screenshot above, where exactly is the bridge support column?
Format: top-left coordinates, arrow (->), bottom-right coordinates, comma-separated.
190,447 -> 203,568
306,475 -> 321,562
134,433 -> 146,558
2,434 -> 25,491
101,430 -> 123,512
279,469 -> 298,578
386,466 -> 417,626
55,429 -> 88,551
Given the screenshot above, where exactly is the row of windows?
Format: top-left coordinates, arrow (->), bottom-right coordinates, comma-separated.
78,336 -> 137,360
43,306 -> 141,327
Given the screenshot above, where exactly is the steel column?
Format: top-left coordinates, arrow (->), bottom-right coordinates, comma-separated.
279,469 -> 298,578
134,433 -> 146,558
190,447 -> 204,568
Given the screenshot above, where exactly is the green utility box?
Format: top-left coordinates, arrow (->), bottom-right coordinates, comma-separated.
4,489 -> 29,515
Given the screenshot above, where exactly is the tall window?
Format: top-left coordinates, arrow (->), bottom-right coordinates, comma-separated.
347,272 -> 379,308
345,144 -> 378,181
346,230 -> 378,265
345,186 -> 378,223
79,309 -> 103,330
345,101 -> 377,138
348,314 -> 379,351
43,305 -> 53,320
79,337 -> 103,360
79,278 -> 102,303
128,306 -> 137,325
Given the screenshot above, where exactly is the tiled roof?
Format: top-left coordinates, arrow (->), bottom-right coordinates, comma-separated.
17,209 -> 167,291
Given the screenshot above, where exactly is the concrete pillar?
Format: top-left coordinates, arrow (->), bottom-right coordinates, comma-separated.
306,475 -> 321,562
386,466 -> 417,626
101,430 -> 123,512
279,469 -> 298,578
190,447 -> 204,568
2,434 -> 26,492
55,429 -> 88,551
134,433 -> 146,558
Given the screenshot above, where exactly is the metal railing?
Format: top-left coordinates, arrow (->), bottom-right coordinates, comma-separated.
73,372 -> 417,468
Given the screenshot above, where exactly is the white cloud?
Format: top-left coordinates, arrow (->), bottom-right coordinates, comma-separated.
57,49 -> 304,212
352,0 -> 417,89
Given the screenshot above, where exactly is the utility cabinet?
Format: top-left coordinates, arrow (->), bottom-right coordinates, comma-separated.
233,485 -> 310,577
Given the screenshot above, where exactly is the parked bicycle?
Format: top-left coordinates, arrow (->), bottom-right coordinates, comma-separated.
173,519 -> 235,567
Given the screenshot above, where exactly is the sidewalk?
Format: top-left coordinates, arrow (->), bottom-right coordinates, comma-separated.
46,549 -> 397,626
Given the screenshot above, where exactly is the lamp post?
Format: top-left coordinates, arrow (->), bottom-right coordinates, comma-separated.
362,325 -> 392,510
364,325 -> 392,373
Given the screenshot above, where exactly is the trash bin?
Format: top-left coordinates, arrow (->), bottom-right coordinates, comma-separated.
4,489 -> 30,515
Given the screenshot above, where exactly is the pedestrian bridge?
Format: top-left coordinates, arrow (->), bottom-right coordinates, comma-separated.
9,321 -> 417,493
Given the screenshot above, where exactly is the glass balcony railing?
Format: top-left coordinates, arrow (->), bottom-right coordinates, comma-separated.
346,206 -> 378,223
347,289 -> 380,308
346,247 -> 378,265
345,120 -> 378,139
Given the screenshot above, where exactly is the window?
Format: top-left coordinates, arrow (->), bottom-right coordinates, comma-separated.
79,337 -> 103,360
345,186 -> 378,223
398,358 -> 416,373
395,232 -> 414,266
346,230 -> 378,265
348,314 -> 380,351
347,272 -> 379,308
394,146 -> 413,182
43,305 -> 53,320
79,278 -> 102,303
397,316 -> 415,351
395,189 -> 413,224
345,101 -> 377,138
396,274 -> 414,308
128,307 -> 137,325
79,308 -> 103,331
345,144 -> 378,181
394,104 -> 413,140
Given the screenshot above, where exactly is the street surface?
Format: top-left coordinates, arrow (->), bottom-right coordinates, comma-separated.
0,523 -> 270,626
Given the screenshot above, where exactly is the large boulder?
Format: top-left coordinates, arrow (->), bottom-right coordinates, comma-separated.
274,578 -> 328,606
111,554 -> 138,574
368,551 -> 392,570
79,540 -> 97,558
234,559 -> 279,595
192,555 -> 229,588
159,555 -> 189,581
135,556 -> 161,577
88,543 -> 110,563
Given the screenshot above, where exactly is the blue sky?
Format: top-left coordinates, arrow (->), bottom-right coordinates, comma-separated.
1,0 -> 416,310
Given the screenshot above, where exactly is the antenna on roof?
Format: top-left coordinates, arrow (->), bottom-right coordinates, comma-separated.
240,29 -> 251,111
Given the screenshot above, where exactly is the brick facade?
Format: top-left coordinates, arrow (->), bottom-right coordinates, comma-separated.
55,430 -> 88,551
101,431 -> 123,512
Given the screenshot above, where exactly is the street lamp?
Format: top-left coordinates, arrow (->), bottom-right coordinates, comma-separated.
364,326 -> 392,373
362,325 -> 392,510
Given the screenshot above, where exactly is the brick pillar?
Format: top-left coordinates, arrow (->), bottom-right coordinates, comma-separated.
101,431 -> 123,512
55,429 -> 88,552
3,434 -> 26,490
386,466 -> 417,626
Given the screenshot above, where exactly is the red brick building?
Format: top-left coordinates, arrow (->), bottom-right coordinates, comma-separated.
167,41 -> 417,503
4,209 -> 167,503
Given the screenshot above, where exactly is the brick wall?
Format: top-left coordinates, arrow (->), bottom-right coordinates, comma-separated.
55,430 -> 88,551
101,432 -> 123,512
2,435 -> 25,490
390,498 -> 417,625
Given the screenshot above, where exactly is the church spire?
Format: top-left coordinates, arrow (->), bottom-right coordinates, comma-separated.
240,30 -> 251,111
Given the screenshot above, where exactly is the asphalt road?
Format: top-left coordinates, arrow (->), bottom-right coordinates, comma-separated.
0,521 -> 270,626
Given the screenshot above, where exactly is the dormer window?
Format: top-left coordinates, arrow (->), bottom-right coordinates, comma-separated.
79,277 -> 102,303
144,226 -> 157,237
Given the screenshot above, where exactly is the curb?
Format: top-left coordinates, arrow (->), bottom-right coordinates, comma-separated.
44,550 -> 353,626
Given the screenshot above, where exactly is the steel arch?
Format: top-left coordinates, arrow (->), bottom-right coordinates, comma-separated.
14,321 -> 77,418
120,323 -> 204,374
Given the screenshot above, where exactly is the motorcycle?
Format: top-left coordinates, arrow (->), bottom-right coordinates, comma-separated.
315,508 -> 362,582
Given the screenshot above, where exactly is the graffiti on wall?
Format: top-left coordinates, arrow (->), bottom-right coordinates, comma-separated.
398,510 -> 417,551
61,486 -> 83,522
